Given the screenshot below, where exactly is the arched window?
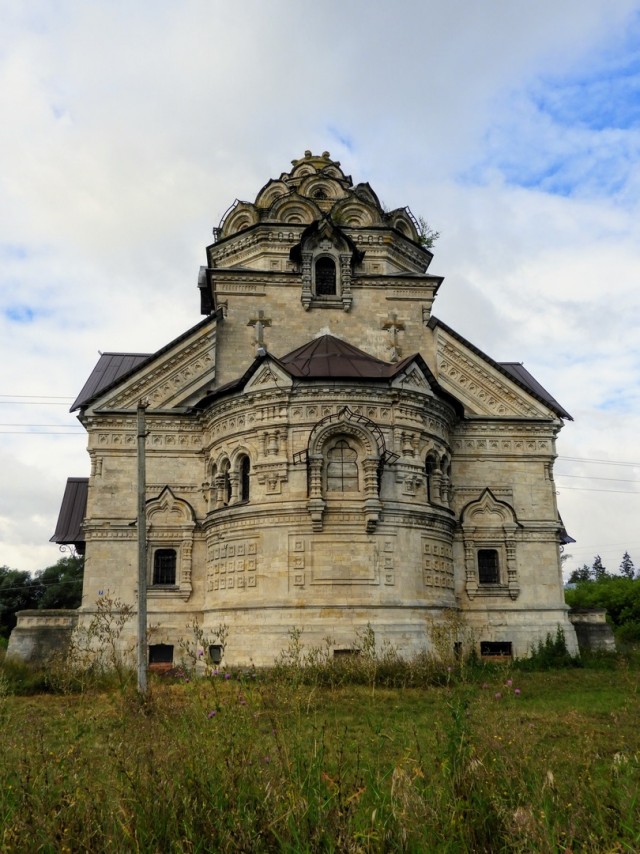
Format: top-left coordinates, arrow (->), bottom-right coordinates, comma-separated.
221,460 -> 231,505
315,257 -> 337,296
425,452 -> 439,503
327,439 -> 359,492
240,455 -> 250,502
153,548 -> 177,585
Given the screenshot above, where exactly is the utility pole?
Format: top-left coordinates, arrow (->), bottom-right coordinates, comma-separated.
137,400 -> 148,694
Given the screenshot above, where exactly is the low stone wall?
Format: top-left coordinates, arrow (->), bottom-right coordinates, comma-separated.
568,609 -> 616,654
6,610 -> 79,664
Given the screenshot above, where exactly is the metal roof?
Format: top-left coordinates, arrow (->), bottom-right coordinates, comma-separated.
70,353 -> 151,411
498,362 -> 571,420
279,335 -> 398,378
50,477 -> 88,545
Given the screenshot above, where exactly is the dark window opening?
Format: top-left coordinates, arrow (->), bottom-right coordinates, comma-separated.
333,648 -> 360,658
453,642 -> 462,659
223,467 -> 231,505
327,439 -> 359,492
153,549 -> 177,585
240,456 -> 250,502
425,453 -> 438,503
149,643 -> 174,664
209,644 -> 223,664
480,641 -> 512,658
315,257 -> 337,296
478,549 -> 499,584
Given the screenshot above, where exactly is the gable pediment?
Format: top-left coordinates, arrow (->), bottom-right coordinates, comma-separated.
87,318 -> 218,413
243,358 -> 293,392
434,326 -> 553,419
390,362 -> 434,396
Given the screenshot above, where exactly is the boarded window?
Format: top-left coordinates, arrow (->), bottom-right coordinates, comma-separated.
153,549 -> 177,585
478,549 -> 499,584
327,439 -> 359,492
315,257 -> 337,296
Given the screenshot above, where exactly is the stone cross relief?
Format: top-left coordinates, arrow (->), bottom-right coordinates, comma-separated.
381,312 -> 405,362
247,309 -> 272,354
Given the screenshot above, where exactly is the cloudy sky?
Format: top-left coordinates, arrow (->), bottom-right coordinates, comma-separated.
1,0 -> 639,579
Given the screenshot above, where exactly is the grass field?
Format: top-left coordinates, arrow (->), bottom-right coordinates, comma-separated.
1,657 -> 639,852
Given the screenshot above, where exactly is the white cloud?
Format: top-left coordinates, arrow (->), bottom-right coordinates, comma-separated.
1,0 -> 639,575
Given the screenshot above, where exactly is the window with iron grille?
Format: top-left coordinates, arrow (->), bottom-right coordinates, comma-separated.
153,548 -> 177,585
315,257 -> 337,296
478,549 -> 499,584
326,439 -> 359,492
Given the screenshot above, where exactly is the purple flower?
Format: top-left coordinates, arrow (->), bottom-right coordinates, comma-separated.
207,710 -> 217,718
494,692 -> 502,700
514,688 -> 521,696
505,678 -> 513,687
212,669 -> 219,677
224,672 -> 231,680
481,683 -> 489,689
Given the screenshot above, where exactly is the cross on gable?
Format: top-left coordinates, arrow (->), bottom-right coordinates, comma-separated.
247,310 -> 272,352
381,312 -> 405,362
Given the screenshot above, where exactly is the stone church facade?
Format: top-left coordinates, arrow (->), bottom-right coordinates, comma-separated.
54,151 -> 577,664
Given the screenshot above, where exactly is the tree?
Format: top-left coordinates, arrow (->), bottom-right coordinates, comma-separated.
417,216 -> 440,249
568,564 -> 592,584
33,555 -> 84,609
619,551 -> 636,580
592,554 -> 608,580
0,566 -> 39,639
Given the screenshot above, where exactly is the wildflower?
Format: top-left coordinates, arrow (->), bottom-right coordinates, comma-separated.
198,649 -> 203,658
207,710 -> 217,718
212,669 -> 219,677
481,683 -> 489,689
505,678 -> 513,687
263,755 -> 271,764
224,672 -> 232,680
447,665 -> 452,672
514,688 -> 521,696
494,692 -> 502,700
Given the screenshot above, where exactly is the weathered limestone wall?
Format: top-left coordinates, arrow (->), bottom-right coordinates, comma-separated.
7,610 -> 78,663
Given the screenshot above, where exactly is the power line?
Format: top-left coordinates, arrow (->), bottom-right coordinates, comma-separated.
556,474 -> 640,483
557,486 -> 640,494
558,455 -> 640,468
0,431 -> 84,435
0,395 -> 74,400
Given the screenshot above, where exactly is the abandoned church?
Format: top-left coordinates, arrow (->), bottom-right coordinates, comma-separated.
36,151 -> 579,664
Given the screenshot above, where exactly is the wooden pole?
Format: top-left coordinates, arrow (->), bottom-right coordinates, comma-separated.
137,400 -> 148,694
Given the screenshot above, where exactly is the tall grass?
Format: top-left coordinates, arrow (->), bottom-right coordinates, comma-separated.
1,650 -> 639,851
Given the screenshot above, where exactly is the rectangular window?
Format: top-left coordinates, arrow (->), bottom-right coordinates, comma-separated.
153,549 -> 177,585
480,641 -> 512,658
478,549 -> 499,584
149,644 -> 174,665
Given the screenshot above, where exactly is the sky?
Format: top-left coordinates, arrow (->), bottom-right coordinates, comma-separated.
1,0 -> 639,580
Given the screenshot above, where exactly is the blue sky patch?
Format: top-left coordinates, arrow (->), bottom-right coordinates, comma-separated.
328,126 -> 355,152
464,14 -> 640,200
4,305 -> 37,323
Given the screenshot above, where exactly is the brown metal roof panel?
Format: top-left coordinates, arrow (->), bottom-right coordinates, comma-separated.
70,353 -> 152,411
279,335 -> 392,378
50,477 -> 88,544
499,362 -> 572,420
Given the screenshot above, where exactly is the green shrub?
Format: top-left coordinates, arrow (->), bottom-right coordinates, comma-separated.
515,627 -> 581,671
